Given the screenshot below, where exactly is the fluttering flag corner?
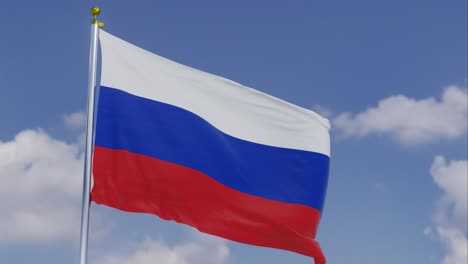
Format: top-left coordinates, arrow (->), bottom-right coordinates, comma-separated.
91,29 -> 330,264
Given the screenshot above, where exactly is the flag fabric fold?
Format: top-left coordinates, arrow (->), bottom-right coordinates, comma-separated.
91,29 -> 330,263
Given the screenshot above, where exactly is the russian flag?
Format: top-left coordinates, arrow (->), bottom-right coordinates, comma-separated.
92,30 -> 330,264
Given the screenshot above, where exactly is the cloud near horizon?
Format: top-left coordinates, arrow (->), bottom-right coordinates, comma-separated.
94,232 -> 230,264
0,113 -> 107,244
0,129 -> 84,243
429,156 -> 467,264
334,85 -> 467,144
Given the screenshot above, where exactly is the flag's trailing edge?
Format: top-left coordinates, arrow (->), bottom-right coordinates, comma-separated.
92,30 -> 330,264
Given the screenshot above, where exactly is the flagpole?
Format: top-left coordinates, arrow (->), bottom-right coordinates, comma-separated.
79,6 -> 103,264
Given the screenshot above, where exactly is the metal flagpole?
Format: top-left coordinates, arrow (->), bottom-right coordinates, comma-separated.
79,6 -> 104,264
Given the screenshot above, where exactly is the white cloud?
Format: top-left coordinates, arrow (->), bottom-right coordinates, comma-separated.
429,156 -> 467,264
436,227 -> 467,264
0,129 -> 84,243
431,156 -> 468,227
63,111 -> 87,149
95,232 -> 230,264
334,85 -> 468,144
63,111 -> 86,130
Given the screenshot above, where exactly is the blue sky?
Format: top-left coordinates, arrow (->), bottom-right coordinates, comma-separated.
0,1 -> 466,264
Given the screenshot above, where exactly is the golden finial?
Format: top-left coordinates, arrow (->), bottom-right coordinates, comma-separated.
90,6 -> 104,28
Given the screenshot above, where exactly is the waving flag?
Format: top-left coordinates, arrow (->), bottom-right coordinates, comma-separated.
91,30 -> 330,263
